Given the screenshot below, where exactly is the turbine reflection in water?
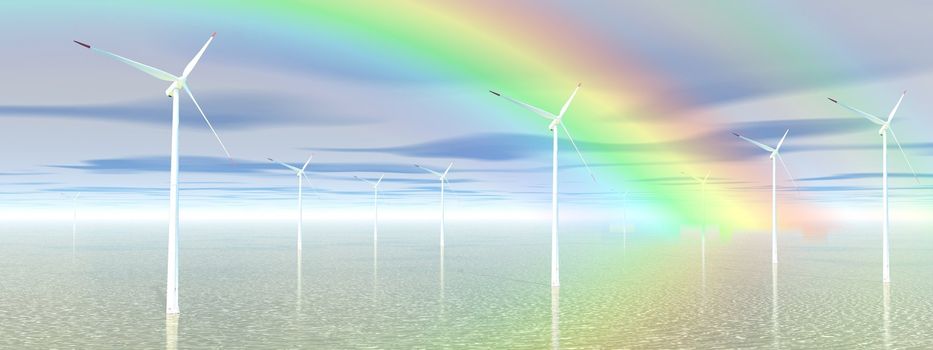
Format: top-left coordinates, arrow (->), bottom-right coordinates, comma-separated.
772,264 -> 779,349
165,314 -> 178,350
440,246 -> 445,304
296,252 -> 302,313
551,286 -> 560,350
883,284 -> 891,349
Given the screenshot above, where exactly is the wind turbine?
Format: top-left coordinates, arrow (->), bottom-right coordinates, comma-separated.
268,155 -> 314,254
74,33 -> 230,315
355,174 -> 385,244
415,163 -> 452,247
829,91 -> 918,284
683,171 -> 710,267
490,83 -> 596,288
611,188 -> 630,250
732,129 -> 796,265
619,189 -> 630,236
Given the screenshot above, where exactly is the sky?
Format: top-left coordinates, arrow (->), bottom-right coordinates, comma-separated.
3,1 -> 933,229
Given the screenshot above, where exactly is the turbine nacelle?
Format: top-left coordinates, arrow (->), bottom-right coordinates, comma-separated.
548,119 -> 560,132
165,80 -> 185,97
879,123 -> 889,136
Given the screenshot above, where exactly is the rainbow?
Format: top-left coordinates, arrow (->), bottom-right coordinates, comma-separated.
45,1 -> 838,229
191,1 -> 808,228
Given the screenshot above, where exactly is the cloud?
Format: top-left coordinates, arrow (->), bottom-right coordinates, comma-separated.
50,156 -> 262,174
0,91 -> 375,129
798,172 -> 932,182
726,118 -> 866,140
317,132 -> 678,161
316,118 -> 871,163
48,156 -> 461,175
0,171 -> 49,176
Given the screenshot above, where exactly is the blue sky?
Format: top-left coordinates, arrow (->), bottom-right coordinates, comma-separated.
3,1 -> 933,222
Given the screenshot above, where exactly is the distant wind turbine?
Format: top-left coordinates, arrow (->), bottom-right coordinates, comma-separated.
732,129 -> 796,264
65,192 -> 80,256
611,188 -> 630,250
829,91 -> 918,284
416,163 -> 452,247
683,171 -> 710,266
74,33 -> 230,315
269,155 -> 314,255
490,83 -> 596,288
355,174 -> 385,244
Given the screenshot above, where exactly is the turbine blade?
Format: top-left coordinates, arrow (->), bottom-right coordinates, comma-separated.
682,171 -> 703,184
774,129 -> 789,153
415,164 -> 443,177
442,162 -> 453,178
182,32 -> 216,79
489,90 -> 557,121
732,132 -> 775,152
776,153 -> 800,192
557,83 -> 582,119
183,84 -> 230,159
74,40 -> 177,82
886,90 -> 907,123
442,177 -> 457,195
355,175 -> 375,185
888,128 -> 920,184
702,171 -> 710,184
303,174 -> 321,199
828,97 -> 886,125
560,123 -> 597,183
301,154 -> 313,172
376,174 -> 384,186
268,158 -> 301,173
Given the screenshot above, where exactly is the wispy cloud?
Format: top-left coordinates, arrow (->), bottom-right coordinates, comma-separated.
0,92 -> 376,129
48,156 -> 463,175
798,172 -> 932,182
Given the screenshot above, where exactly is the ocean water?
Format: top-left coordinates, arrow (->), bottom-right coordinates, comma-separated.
1,219 -> 932,348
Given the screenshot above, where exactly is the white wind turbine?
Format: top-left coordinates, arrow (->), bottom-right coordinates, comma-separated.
683,171 -> 710,266
66,192 -> 81,256
619,189 -> 630,236
610,188 -> 630,249
415,163 -> 453,247
490,83 -> 596,288
268,155 -> 314,254
732,129 -> 796,265
355,174 -> 385,244
829,91 -> 918,284
74,33 -> 230,315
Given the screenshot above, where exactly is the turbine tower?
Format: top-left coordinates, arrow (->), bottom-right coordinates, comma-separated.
269,155 -> 314,254
416,163 -> 453,247
69,192 -> 80,256
732,129 -> 796,264
829,91 -> 918,284
355,174 -> 385,244
74,33 -> 230,314
490,83 -> 596,288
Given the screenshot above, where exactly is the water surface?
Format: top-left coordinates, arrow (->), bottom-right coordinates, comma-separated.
1,220 -> 932,348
